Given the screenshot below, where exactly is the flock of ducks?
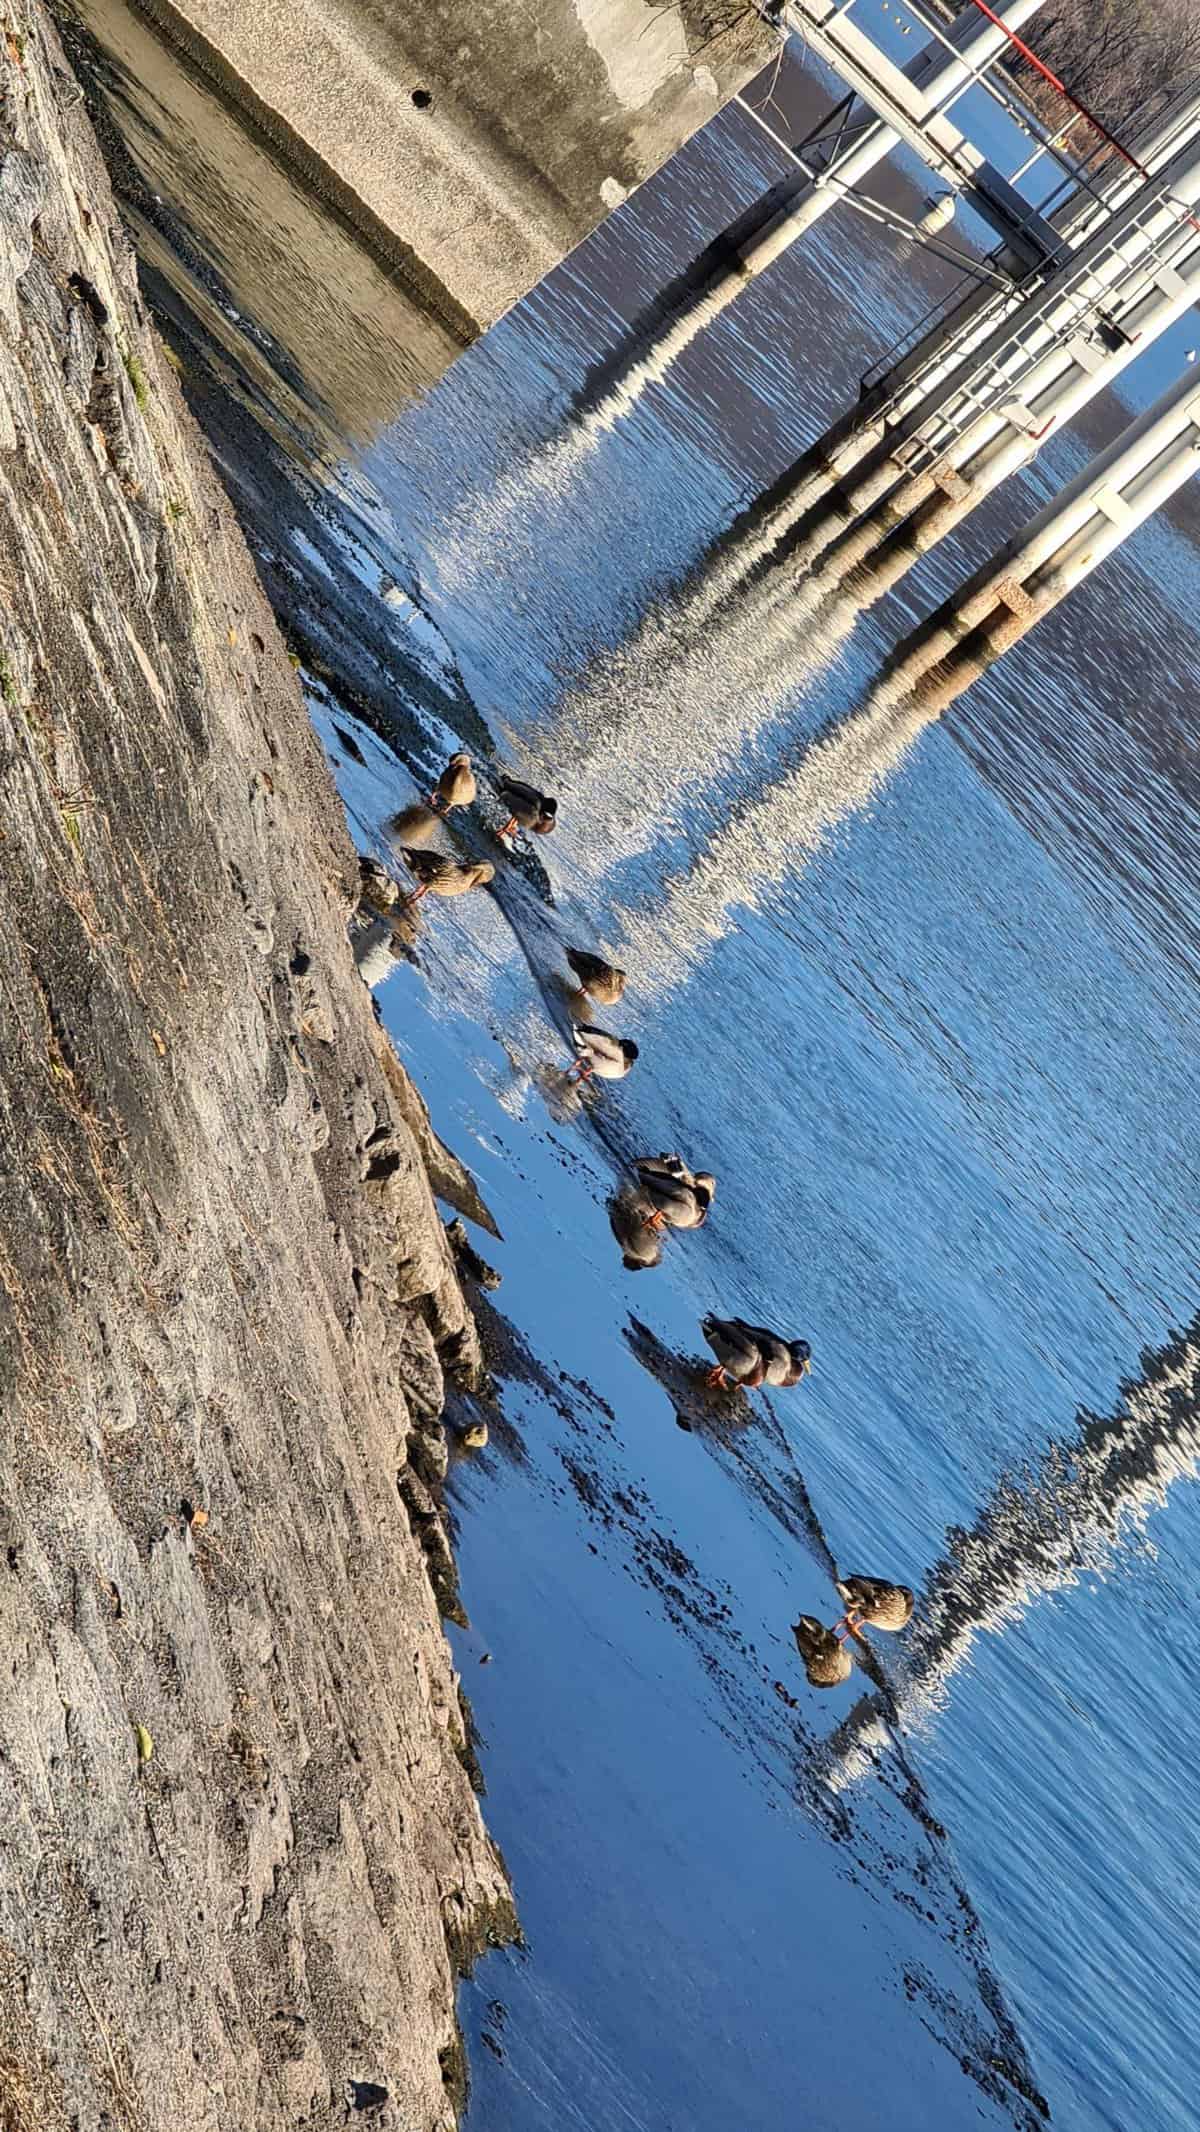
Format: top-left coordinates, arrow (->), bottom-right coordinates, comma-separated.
362,748 -> 913,1690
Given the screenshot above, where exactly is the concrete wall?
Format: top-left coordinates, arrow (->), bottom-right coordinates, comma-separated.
128,0 -> 776,332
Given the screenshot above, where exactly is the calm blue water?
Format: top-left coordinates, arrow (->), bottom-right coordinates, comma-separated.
79,8 -> 1200,2126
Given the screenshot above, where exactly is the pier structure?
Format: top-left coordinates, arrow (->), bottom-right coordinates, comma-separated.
575,0 -> 1061,416
771,0 -> 1058,259
882,362 -> 1200,716
742,83 -> 1200,555
762,104 -> 1200,602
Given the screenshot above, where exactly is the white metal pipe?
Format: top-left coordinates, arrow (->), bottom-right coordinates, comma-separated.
889,366 -> 1200,695
997,364 -> 1200,580
952,241 -> 1200,485
855,79 -> 1200,429
774,83 -> 1200,530
787,131 -> 1200,589
756,0 -> 1046,270
929,159 -> 1200,462
861,143 -> 1200,454
575,0 -> 1049,427
824,245 -> 1200,592
1044,425 -> 1200,591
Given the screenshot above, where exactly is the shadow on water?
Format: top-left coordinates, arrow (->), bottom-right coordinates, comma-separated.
613,1318 -> 1053,2130
624,1314 -> 836,1557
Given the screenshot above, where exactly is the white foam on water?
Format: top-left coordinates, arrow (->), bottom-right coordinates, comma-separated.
821,1335 -> 1200,1793
616,674 -> 933,992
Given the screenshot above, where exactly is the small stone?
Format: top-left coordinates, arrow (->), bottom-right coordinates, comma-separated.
461,1421 -> 488,1451
358,858 -> 398,913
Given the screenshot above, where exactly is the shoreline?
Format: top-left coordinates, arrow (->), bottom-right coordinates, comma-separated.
0,7 -> 514,2125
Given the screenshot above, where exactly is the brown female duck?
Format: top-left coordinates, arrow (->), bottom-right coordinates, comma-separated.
792,1617 -> 852,1688
431,751 -> 476,814
399,848 -> 495,902
833,1577 -> 914,1640
634,1156 -> 715,1232
608,1194 -> 664,1271
565,947 -> 626,1006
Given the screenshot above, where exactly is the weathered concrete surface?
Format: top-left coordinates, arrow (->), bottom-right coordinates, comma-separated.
0,7 -> 513,2127
117,0 -> 777,331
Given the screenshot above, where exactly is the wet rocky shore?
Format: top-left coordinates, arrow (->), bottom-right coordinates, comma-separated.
0,8 -> 513,2126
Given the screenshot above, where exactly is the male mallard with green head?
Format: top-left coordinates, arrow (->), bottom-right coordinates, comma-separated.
736,1325 -> 812,1387
566,1022 -> 638,1084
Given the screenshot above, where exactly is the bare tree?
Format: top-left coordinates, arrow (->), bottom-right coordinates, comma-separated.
955,0 -> 1200,139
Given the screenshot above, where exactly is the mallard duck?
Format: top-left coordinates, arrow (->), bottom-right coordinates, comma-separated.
834,1577 -> 914,1639
634,1152 -> 690,1183
565,947 -> 626,1006
430,751 -> 476,815
566,1022 -> 638,1084
387,801 -> 441,847
399,848 -> 495,902
496,776 -> 557,841
608,1194 -> 663,1270
792,1616 -> 852,1688
700,1315 -> 765,1390
735,1325 -> 811,1387
634,1158 -> 715,1232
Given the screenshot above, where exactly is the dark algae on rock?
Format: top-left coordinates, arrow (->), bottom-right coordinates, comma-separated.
0,5 -> 513,2125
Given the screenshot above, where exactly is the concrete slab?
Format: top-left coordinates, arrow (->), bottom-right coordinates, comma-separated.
128,0 -> 777,332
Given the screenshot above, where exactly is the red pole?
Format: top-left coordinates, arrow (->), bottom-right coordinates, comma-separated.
964,0 -> 1200,231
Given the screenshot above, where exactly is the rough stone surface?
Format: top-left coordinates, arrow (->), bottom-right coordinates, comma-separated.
115,0 -> 776,330
0,9 -> 512,2127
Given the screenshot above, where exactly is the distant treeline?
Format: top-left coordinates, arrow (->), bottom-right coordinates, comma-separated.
954,0 -> 1200,137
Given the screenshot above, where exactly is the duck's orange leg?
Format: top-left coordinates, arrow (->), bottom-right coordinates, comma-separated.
833,1612 -> 869,1647
706,1364 -> 728,1389
498,815 -> 517,840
